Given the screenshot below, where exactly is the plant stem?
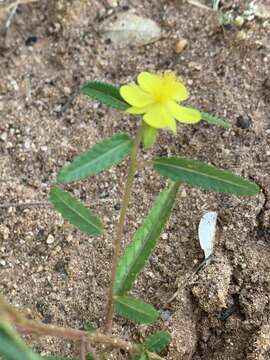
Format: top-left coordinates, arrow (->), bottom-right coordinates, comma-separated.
104,123 -> 144,333
0,295 -> 164,359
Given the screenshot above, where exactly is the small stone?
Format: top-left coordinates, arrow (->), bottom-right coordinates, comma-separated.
0,259 -> 6,266
24,139 -> 32,150
0,132 -> 7,142
40,145 -> 48,152
63,86 -> 71,96
66,234 -> 73,242
107,0 -> 118,7
188,61 -> 202,71
160,310 -> 172,321
236,114 -> 252,129
0,225 -> 10,240
46,234 -> 55,244
37,265 -> 43,272
114,203 -> 121,210
175,38 -> 188,54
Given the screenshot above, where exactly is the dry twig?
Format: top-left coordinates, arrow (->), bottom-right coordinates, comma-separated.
185,0 -> 213,11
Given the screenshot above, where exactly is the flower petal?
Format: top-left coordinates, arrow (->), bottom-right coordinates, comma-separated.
137,72 -> 162,94
166,101 -> 201,124
127,106 -> 150,114
120,84 -> 154,107
171,82 -> 189,101
143,104 -> 177,133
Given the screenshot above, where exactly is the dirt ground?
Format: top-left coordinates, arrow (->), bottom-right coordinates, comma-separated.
0,0 -> 270,359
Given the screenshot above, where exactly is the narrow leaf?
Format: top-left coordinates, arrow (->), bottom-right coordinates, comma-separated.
114,296 -> 159,324
114,182 -> 179,295
154,157 -> 259,196
81,81 -> 129,110
0,322 -> 41,360
57,133 -> 133,184
144,331 -> 172,353
201,112 -> 232,129
50,187 -> 103,236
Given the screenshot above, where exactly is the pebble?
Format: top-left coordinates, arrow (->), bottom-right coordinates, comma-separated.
188,61 -> 202,71
24,139 -> 32,150
41,145 -> 48,152
46,234 -> 55,244
63,86 -> 71,96
0,132 -> 7,142
107,0 -> 118,7
175,38 -> 188,54
160,310 -> 172,321
236,114 -> 252,129
0,259 -> 6,266
0,225 -> 10,240
66,234 -> 73,242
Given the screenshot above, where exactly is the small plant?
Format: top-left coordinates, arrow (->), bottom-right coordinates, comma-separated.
0,71 -> 259,360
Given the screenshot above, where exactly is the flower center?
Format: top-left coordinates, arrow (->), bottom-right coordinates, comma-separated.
153,73 -> 176,104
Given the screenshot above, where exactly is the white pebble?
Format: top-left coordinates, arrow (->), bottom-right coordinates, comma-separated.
46,234 -> 55,244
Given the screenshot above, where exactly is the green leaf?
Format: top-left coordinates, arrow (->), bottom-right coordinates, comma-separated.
142,123 -> 158,149
144,331 -> 171,353
114,296 -> 159,324
57,134 -> 133,184
49,187 -> 103,236
135,353 -> 150,360
42,356 -> 91,360
114,182 -> 179,295
0,322 -> 41,360
82,321 -> 96,332
201,112 -> 232,129
81,81 -> 129,110
154,157 -> 259,196
42,357 -> 77,360
86,355 -> 94,360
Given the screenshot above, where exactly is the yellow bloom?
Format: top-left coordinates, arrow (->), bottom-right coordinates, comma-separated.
120,72 -> 201,133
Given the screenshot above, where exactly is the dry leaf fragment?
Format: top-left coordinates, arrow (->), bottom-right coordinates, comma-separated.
174,38 -> 188,54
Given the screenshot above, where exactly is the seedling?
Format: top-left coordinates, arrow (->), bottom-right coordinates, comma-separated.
0,71 -> 259,360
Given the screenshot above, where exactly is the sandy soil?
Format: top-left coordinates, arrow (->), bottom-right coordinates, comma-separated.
0,0 -> 270,359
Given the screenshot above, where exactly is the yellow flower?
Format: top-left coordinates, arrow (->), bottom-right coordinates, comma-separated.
120,72 -> 201,133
